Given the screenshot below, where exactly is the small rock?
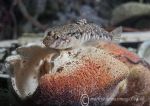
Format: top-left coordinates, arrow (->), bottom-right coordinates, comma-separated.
111,2 -> 150,25
138,41 -> 150,64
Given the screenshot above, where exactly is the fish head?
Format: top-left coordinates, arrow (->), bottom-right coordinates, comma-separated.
43,28 -> 78,50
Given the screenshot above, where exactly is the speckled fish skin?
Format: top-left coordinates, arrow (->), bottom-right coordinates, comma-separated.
43,19 -> 121,50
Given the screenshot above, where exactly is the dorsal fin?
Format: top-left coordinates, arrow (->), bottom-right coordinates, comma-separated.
76,19 -> 87,25
110,26 -> 122,42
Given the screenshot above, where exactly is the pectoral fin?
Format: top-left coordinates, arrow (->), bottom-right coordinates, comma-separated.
16,46 -> 40,58
110,26 -> 122,42
17,47 -> 35,60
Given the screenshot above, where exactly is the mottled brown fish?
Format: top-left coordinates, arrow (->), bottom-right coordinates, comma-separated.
43,19 -> 122,50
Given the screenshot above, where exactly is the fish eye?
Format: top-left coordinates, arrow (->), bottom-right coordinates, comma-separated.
47,31 -> 55,36
47,31 -> 51,36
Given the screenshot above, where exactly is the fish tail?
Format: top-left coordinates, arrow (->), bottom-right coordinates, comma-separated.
110,26 -> 122,42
